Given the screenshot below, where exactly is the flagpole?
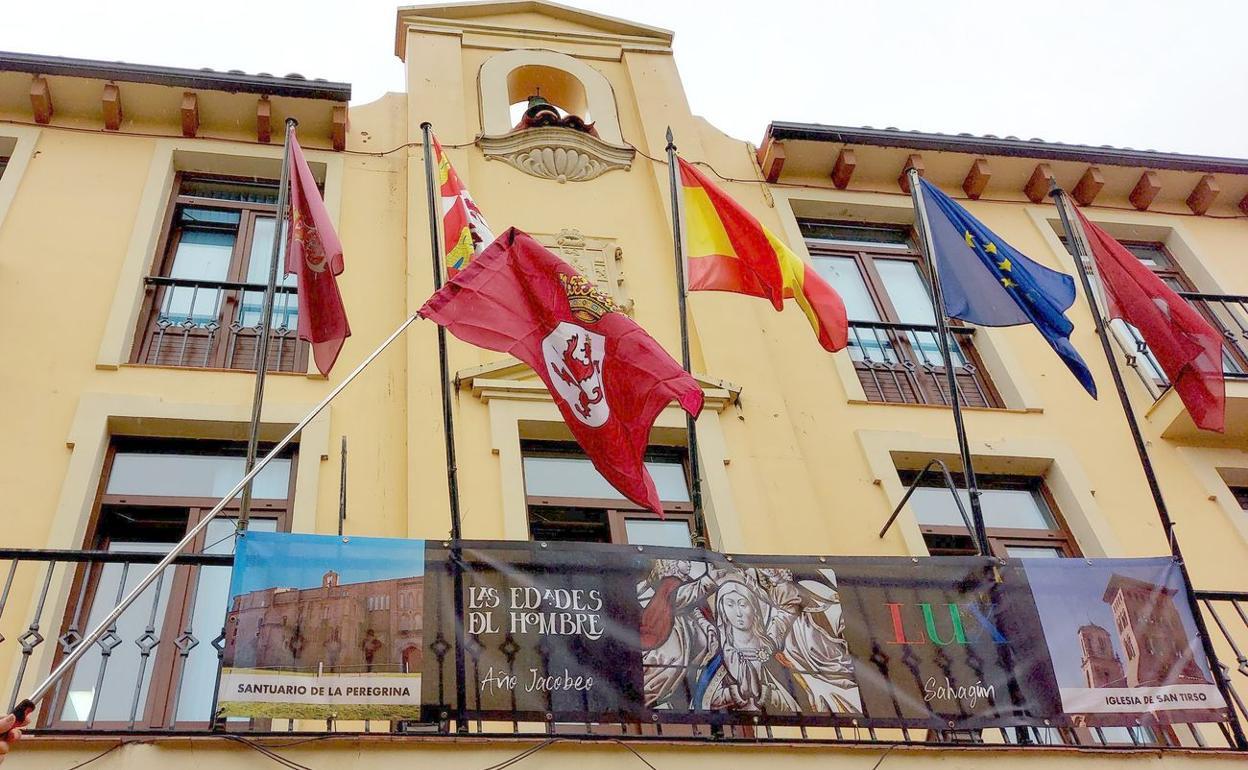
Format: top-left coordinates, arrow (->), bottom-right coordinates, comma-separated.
906,169 -> 989,556
338,435 -> 348,537
420,121 -> 469,734
419,122 -> 464,540
664,128 -> 708,547
1051,186 -> 1247,748
239,118 -> 298,532
9,312 -> 420,724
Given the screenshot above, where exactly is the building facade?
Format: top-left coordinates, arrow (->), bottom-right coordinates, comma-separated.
2,1 -> 1247,767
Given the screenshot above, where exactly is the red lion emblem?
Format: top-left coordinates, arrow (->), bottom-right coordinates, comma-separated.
549,333 -> 604,420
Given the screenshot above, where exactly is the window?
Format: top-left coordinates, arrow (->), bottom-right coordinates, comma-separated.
133,174 -> 306,372
0,156 -> 8,180
802,221 -> 1001,407
1229,485 -> 1248,512
899,471 -> 1079,558
47,439 -> 296,729
522,441 -> 697,547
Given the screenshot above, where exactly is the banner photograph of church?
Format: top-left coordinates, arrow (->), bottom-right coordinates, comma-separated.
217,533 -> 425,719
1026,559 -> 1223,727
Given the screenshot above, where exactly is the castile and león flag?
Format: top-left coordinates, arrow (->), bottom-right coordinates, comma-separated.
433,132 -> 495,276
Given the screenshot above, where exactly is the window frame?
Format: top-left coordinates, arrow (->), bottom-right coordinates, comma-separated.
45,438 -> 297,731
520,441 -> 698,546
802,221 -> 1003,408
899,471 -> 1081,559
130,172 -> 308,372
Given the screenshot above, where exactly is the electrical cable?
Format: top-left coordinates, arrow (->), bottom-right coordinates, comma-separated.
609,737 -> 658,770
224,734 -> 315,770
59,740 -> 130,770
869,743 -> 899,770
479,738 -> 558,770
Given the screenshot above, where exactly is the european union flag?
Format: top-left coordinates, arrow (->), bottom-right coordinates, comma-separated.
917,178 -> 1096,397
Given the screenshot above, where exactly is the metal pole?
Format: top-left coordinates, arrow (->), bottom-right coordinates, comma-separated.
664,128 -> 708,547
239,118 -> 297,531
1051,185 -> 1248,748
338,435 -> 347,537
419,121 -> 469,734
10,312 -> 420,722
906,169 -> 989,555
419,122 -> 464,540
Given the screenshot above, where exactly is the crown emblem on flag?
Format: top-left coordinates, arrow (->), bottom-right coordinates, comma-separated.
559,272 -> 618,323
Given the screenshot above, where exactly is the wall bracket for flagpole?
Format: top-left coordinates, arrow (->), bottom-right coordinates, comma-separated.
879,458 -> 983,553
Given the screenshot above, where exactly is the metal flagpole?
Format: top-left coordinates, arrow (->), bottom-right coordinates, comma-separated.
419,121 -> 469,734
664,128 -> 708,547
906,169 -> 989,556
419,122 -> 464,540
1051,185 -> 1248,748
338,435 -> 348,536
9,312 -> 420,724
239,118 -> 298,532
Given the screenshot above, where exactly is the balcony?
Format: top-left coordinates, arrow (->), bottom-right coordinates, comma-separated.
848,321 -> 998,408
1139,293 -> 1248,441
2,547 -> 1244,751
134,276 -> 305,373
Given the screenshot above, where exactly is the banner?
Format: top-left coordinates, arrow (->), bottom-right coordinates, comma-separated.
217,535 -> 1228,730
218,532 -> 425,720
421,543 -> 1226,729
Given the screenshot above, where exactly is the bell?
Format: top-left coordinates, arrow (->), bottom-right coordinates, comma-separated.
522,93 -> 560,123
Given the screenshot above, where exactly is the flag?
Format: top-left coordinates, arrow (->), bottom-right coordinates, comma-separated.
917,177 -> 1096,397
433,134 -> 494,275
420,228 -> 704,514
286,133 -> 350,375
1075,208 -> 1225,431
678,158 -> 848,352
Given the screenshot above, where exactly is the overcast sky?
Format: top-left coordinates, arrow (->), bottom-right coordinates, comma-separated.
3,0 -> 1245,157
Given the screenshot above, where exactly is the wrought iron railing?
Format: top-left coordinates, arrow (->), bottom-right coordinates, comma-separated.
2,547 -> 1243,750
1197,589 -> 1248,738
847,321 -> 996,408
138,276 -> 303,372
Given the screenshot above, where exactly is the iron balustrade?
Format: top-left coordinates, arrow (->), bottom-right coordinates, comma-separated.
1196,589 -> 1248,739
139,275 -> 303,372
0,546 -> 1242,750
847,321 -> 996,407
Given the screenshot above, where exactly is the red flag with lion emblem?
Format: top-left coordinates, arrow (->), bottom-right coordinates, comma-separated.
286,132 -> 350,375
420,228 -> 704,514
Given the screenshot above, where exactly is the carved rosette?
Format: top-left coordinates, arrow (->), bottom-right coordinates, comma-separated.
481,126 -> 634,183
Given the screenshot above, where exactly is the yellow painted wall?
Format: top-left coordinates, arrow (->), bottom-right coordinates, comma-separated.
0,2 -> 1245,767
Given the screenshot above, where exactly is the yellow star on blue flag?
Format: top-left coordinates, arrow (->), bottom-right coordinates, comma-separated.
918,178 -> 1096,397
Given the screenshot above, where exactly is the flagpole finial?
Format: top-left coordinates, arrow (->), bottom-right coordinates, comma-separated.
284,117 -> 298,130
1047,180 -> 1065,200
665,126 -> 675,152
420,121 -> 432,131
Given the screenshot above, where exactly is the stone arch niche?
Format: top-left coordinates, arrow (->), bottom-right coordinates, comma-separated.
479,49 -> 634,183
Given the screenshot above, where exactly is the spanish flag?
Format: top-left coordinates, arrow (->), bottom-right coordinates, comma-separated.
679,158 -> 847,352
